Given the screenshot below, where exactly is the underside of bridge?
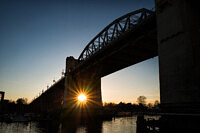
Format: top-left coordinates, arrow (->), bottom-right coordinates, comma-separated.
74,11 -> 157,77
74,25 -> 157,78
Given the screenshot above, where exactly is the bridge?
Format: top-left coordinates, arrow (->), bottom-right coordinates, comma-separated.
30,0 -> 200,114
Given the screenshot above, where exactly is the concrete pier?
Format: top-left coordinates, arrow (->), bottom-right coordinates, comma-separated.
156,0 -> 200,112
64,56 -> 102,111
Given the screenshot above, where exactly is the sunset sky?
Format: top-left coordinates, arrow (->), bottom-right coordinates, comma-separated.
0,0 -> 159,103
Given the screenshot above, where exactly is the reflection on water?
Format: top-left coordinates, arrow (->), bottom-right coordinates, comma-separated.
0,122 -> 42,133
102,117 -> 136,133
0,116 -> 138,133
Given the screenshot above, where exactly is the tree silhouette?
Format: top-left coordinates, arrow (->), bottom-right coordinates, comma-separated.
16,98 -> 28,105
137,96 -> 147,105
147,103 -> 153,109
154,100 -> 160,106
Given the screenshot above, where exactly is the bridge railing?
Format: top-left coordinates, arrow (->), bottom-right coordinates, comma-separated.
30,76 -> 65,103
78,8 -> 155,61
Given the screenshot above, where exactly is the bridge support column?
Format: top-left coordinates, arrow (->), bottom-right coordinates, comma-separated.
63,57 -> 102,114
63,56 -> 78,108
156,0 -> 200,112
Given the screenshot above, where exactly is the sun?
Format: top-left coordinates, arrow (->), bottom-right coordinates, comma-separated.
78,94 -> 87,102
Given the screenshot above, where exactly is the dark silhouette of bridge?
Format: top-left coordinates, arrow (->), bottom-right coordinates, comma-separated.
30,0 -> 200,114
30,8 -> 157,113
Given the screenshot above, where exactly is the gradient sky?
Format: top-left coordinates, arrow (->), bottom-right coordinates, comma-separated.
0,0 -> 159,103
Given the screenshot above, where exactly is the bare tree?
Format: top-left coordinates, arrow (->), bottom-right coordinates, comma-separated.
137,96 -> 147,105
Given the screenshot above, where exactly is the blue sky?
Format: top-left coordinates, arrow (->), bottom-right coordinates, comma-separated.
0,0 -> 159,103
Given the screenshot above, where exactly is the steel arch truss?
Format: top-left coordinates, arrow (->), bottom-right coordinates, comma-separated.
78,8 -> 155,61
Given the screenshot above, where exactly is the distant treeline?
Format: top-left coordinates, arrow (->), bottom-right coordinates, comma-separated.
103,96 -> 160,113
0,98 -> 29,114
0,96 -> 160,115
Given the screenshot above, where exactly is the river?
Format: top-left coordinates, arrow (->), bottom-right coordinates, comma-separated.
0,116 -> 140,133
2,115 -> 200,133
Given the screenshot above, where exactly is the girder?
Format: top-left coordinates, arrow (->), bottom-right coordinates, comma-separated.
78,8 -> 155,61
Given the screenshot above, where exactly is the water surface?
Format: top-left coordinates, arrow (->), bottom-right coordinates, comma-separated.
0,116 -> 138,133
